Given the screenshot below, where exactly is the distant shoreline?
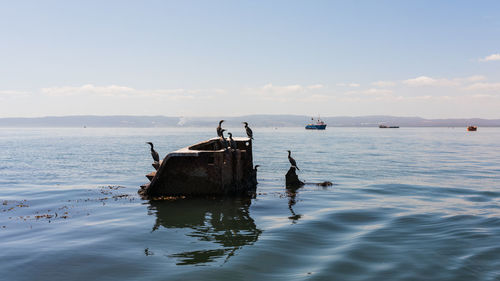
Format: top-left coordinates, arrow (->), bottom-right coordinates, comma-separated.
2,126 -> 500,129
1,115 -> 500,128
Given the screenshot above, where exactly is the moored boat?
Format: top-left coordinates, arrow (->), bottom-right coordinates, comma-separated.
467,126 -> 477,131
379,124 -> 399,128
305,117 -> 327,130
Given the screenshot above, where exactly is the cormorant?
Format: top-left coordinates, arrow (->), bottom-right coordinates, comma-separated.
146,142 -> 160,163
242,122 -> 253,139
216,120 -> 225,137
220,129 -> 229,150
252,165 -> 260,185
228,132 -> 237,149
287,150 -> 300,170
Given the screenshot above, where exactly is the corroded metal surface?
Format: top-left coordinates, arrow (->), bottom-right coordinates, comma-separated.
140,137 -> 256,198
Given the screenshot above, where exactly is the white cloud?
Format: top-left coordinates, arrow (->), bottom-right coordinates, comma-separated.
372,81 -> 396,87
0,90 -> 31,95
338,96 -> 363,102
402,75 -> 487,87
480,53 -> 500,62
341,88 -> 393,98
403,76 -> 444,86
307,84 -> 324,89
261,83 -> 304,93
462,75 -> 487,82
363,88 -> 393,96
41,84 -> 135,96
40,84 -> 225,100
411,95 -> 434,100
471,94 -> 497,98
466,82 -> 500,91
342,90 -> 357,96
250,83 -> 330,102
336,83 -> 360,87
146,88 -> 214,97
373,76 -> 484,88
301,94 -> 330,101
388,95 -> 455,102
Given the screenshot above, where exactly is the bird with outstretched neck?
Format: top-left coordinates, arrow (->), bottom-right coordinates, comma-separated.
287,150 -> 300,170
253,165 -> 260,173
252,165 -> 260,185
242,122 -> 253,139
216,120 -> 225,137
220,129 -> 229,150
228,132 -> 237,150
146,142 -> 160,166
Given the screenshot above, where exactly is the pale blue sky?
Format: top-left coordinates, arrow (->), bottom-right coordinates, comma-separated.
1,0 -> 499,118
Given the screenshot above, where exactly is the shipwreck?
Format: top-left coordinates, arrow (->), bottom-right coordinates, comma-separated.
139,137 -> 257,198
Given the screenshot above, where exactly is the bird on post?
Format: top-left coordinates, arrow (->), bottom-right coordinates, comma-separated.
287,150 -> 300,170
216,120 -> 225,137
242,122 -> 253,139
228,132 -> 237,150
146,142 -> 160,163
220,129 -> 229,150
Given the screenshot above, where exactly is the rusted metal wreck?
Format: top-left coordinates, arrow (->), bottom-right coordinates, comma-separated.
139,137 -> 256,198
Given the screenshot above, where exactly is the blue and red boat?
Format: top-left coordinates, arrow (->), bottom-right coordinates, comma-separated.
305,117 -> 327,130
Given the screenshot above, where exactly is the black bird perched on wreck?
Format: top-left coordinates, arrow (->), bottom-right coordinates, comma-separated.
287,150 -> 300,170
253,165 -> 260,172
146,142 -> 160,163
220,129 -> 229,150
252,165 -> 260,185
228,132 -> 237,149
242,122 -> 254,139
216,120 -> 225,137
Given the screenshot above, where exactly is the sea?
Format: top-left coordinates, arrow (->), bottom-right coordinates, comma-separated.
1,127 -> 500,281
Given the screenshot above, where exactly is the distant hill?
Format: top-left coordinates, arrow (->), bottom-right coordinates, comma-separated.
0,115 -> 499,127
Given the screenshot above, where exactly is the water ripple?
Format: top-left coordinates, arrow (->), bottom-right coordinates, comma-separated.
1,127 -> 500,281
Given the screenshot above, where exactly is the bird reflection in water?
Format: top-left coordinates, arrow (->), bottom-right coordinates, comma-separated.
286,185 -> 303,223
148,198 -> 261,265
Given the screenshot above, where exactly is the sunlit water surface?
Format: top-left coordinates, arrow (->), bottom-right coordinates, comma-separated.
1,127 -> 500,281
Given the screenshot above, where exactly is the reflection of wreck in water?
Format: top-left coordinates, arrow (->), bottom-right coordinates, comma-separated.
286,184 -> 303,223
140,137 -> 256,198
148,198 -> 261,265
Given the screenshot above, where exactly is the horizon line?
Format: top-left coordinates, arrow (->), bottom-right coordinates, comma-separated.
1,114 -> 499,120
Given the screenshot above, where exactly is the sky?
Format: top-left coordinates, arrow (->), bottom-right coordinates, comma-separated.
1,0 -> 499,118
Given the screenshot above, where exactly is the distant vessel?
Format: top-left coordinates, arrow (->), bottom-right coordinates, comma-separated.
467,126 -> 477,131
305,117 -> 327,130
379,125 -> 399,128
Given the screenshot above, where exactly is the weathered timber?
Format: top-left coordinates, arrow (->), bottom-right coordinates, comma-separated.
140,137 -> 256,198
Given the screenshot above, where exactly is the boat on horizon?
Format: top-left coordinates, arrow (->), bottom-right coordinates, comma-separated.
379,124 -> 399,128
305,117 -> 327,130
467,126 -> 477,131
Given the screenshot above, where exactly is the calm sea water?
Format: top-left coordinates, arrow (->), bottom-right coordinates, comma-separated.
1,127 -> 500,281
